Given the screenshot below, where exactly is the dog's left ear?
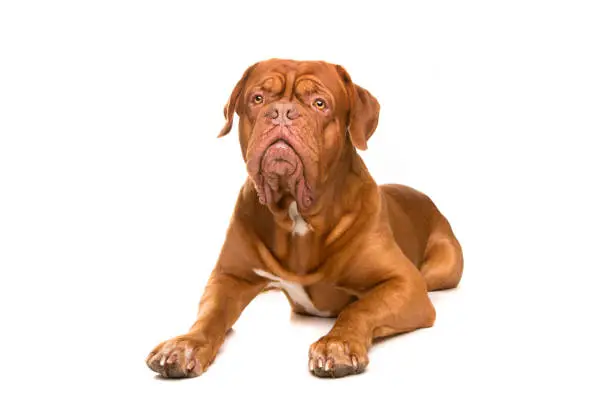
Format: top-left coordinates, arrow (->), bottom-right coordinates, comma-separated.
336,65 -> 380,151
218,63 -> 258,138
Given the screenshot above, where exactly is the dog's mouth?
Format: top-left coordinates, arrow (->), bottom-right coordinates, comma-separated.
247,138 -> 314,210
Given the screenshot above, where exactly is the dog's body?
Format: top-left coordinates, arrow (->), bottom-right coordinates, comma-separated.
146,59 -> 463,378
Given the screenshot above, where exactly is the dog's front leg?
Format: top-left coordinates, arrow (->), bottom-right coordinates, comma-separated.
309,259 -> 436,378
146,267 -> 265,378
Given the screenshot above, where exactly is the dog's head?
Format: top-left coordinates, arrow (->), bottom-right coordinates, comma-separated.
218,59 -> 379,212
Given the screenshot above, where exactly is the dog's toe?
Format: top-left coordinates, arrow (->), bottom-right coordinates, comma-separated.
308,335 -> 368,378
146,335 -> 213,378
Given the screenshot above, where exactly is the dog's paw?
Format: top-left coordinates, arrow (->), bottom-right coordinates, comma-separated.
146,335 -> 215,378
308,335 -> 369,378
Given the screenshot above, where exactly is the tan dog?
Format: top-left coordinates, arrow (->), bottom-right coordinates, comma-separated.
146,59 -> 463,378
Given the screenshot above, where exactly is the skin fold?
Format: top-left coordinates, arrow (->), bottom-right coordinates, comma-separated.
146,59 -> 464,378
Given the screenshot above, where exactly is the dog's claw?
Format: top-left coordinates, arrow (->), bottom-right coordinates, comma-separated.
324,359 -> 333,372
308,359 -> 314,372
160,355 -> 166,367
351,355 -> 358,369
317,358 -> 324,369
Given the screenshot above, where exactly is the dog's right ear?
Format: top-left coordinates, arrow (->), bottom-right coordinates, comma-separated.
217,63 -> 258,138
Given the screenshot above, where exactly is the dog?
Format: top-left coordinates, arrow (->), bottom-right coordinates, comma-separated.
146,59 -> 463,378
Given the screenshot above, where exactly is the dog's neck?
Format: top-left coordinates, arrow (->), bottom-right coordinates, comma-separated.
249,147 -> 379,275
266,147 -> 375,227
310,147 -> 377,230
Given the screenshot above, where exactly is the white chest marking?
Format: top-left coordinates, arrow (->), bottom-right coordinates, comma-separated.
288,201 -> 311,236
253,269 -> 331,317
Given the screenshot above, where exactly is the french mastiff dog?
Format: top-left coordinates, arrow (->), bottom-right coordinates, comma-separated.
146,59 -> 463,378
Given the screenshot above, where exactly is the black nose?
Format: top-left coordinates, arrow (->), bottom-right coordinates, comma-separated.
265,102 -> 300,123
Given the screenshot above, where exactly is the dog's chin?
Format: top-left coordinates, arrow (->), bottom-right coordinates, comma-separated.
248,140 -> 314,211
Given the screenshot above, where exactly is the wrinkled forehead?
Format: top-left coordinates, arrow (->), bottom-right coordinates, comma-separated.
246,59 -> 347,102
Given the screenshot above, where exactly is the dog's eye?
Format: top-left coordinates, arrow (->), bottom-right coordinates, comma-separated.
313,98 -> 327,110
252,94 -> 264,104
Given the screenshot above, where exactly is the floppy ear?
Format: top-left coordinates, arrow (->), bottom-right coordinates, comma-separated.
336,65 -> 380,150
217,63 -> 257,138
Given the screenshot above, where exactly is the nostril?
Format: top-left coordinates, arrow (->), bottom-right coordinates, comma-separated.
265,108 -> 279,119
286,108 -> 299,120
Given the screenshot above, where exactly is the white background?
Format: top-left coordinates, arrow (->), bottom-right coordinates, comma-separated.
1,1 -> 611,407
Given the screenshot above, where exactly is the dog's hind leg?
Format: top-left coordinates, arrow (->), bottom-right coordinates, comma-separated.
420,216 -> 464,291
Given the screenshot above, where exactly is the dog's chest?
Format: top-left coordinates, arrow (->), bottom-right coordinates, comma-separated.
254,203 -> 354,316
269,201 -> 321,275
